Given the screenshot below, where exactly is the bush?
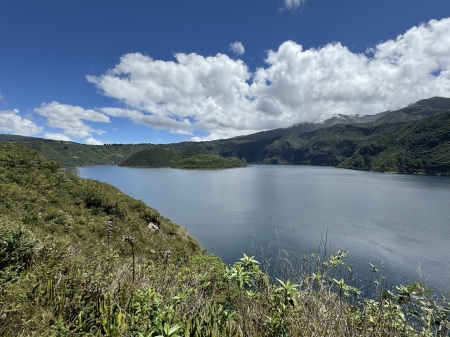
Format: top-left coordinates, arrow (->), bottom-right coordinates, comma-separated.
0,220 -> 36,277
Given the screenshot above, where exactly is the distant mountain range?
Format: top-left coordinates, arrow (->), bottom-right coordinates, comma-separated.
1,96 -> 450,175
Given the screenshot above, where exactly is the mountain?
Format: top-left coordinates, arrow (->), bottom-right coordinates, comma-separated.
199,97 -> 450,173
1,97 -> 450,174
0,135 -> 154,166
339,111 -> 450,174
203,97 -> 450,163
372,96 -> 450,124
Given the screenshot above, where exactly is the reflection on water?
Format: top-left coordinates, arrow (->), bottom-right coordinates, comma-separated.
79,165 -> 450,295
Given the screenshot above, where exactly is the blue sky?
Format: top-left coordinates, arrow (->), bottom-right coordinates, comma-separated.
1,0 -> 450,144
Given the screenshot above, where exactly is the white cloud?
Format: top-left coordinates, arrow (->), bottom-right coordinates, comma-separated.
0,109 -> 42,136
85,137 -> 104,145
169,129 -> 193,135
87,18 -> 450,141
88,52 -> 255,139
229,41 -> 245,55
43,132 -> 72,141
99,107 -> 189,130
283,0 -> 306,10
34,101 -> 110,139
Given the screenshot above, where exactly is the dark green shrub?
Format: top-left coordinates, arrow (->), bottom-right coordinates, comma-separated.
0,220 -> 36,277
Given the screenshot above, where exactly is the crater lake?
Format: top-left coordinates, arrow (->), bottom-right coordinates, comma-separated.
78,165 -> 450,295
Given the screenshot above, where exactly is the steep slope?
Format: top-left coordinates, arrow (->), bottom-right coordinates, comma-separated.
0,144 -> 202,334
257,124 -> 377,165
204,97 -> 450,165
202,97 -> 450,172
372,96 -> 450,124
0,144 -> 200,257
339,111 -> 450,175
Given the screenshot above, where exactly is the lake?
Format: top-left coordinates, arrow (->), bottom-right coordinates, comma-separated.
78,165 -> 450,295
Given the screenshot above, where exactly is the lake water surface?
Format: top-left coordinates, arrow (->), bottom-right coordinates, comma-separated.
78,165 -> 450,295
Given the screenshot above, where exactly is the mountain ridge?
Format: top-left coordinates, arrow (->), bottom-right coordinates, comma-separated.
1,96 -> 449,174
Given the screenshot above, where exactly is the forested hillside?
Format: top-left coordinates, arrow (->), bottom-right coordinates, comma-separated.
339,111 -> 450,174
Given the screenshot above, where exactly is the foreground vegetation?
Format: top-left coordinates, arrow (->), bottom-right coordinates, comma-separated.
1,145 -> 449,336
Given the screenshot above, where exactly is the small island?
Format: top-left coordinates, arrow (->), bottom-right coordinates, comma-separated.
175,154 -> 247,169
119,147 -> 247,169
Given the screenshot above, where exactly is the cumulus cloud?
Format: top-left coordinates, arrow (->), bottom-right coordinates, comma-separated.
88,52 -> 258,139
87,18 -> 450,141
229,41 -> 245,55
99,107 -> 189,131
283,0 -> 307,10
34,101 -> 110,139
0,109 -> 42,136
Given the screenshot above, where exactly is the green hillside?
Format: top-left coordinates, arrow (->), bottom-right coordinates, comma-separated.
0,144 -> 201,335
1,145 -> 449,336
176,154 -> 247,169
1,97 -> 450,175
119,144 -> 246,169
119,143 -> 209,168
119,147 -> 182,167
0,135 -> 154,166
339,111 -> 450,174
204,97 -> 450,171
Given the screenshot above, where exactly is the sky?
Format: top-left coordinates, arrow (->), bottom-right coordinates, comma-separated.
1,0 -> 450,145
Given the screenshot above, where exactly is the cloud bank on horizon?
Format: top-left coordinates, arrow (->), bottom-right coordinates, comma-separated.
1,17 -> 450,144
